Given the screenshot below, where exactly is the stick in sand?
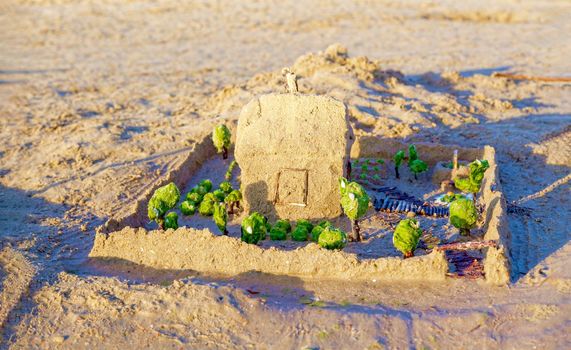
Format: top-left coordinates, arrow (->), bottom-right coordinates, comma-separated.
282,67 -> 299,93
493,72 -> 571,83
435,240 -> 498,251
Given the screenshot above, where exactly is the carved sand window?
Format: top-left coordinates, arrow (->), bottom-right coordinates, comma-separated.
274,168 -> 308,207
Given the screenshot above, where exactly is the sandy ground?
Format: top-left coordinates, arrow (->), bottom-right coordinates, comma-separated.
1,0 -> 570,348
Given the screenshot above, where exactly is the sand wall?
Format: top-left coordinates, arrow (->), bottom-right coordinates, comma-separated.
101,131 -> 219,233
480,146 -> 511,285
93,135 -> 510,284
353,138 -> 511,284
90,227 -> 448,282
351,137 -> 483,165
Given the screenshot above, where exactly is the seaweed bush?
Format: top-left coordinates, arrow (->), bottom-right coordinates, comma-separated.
199,193 -> 217,216
408,145 -> 428,180
213,202 -> 228,235
180,179 -> 214,217
408,144 -> 418,163
164,212 -> 179,230
292,220 -> 313,241
409,159 -> 428,180
212,124 -> 231,159
339,177 -> 370,242
454,159 -> 490,198
199,179 -> 213,192
393,150 -> 405,179
213,189 -> 226,202
449,198 -> 478,236
186,191 -> 203,204
241,212 -> 268,244
441,192 -> 466,203
225,160 -> 238,181
148,182 -> 180,229
393,218 -> 422,258
219,181 -> 233,194
270,219 -> 291,240
318,227 -> 347,250
311,221 -> 332,242
224,189 -> 242,214
180,201 -> 197,216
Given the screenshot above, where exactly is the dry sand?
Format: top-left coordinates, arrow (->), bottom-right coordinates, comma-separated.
1,0 -> 570,348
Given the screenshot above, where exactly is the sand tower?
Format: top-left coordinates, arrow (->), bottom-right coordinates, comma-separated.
234,92 -> 353,221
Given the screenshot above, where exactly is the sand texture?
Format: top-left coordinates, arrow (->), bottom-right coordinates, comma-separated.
1,0 -> 570,348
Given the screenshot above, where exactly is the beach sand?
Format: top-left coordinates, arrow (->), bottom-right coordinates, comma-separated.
1,0 -> 570,348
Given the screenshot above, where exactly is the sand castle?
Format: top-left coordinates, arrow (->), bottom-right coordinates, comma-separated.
91,72 -> 511,286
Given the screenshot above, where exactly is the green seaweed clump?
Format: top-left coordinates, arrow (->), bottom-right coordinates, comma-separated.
198,193 -> 217,216
409,159 -> 428,179
213,189 -> 226,202
393,218 -> 422,258
212,125 -> 231,159
407,145 -> 428,180
318,227 -> 347,250
393,150 -> 405,179
213,202 -> 228,235
311,221 -> 332,242
339,177 -> 370,242
241,212 -> 268,244
180,201 -> 196,216
292,220 -> 313,241
441,192 -> 466,203
454,159 -> 490,196
164,212 -> 179,230
199,179 -> 213,192
270,219 -> 291,240
148,182 -> 180,229
225,160 -> 238,181
186,191 -> 203,204
219,181 -> 233,194
224,189 -> 242,214
449,198 -> 478,236
408,144 -> 418,162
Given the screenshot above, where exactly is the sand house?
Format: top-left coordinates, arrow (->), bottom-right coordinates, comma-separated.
234,93 -> 353,221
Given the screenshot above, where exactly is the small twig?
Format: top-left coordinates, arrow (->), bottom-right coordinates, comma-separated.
514,173 -> 571,205
493,72 -> 571,83
435,240 -> 497,251
282,67 -> 299,93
